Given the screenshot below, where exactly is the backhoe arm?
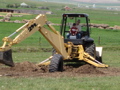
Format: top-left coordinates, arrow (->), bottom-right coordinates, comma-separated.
0,14 -> 68,66
38,24 -> 68,59
0,14 -> 46,51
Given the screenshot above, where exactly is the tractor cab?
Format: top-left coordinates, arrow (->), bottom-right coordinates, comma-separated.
60,14 -> 94,45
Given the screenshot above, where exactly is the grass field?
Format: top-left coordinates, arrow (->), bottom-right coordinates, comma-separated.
0,1 -> 120,90
0,76 -> 120,90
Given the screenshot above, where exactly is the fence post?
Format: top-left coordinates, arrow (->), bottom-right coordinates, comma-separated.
98,36 -> 101,45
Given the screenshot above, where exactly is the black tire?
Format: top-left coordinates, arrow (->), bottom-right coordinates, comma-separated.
52,48 -> 56,56
49,54 -> 63,72
85,43 -> 96,57
96,51 -> 102,63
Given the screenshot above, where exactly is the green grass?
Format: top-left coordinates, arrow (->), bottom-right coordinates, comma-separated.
103,50 -> 120,67
0,22 -> 52,47
0,76 -> 120,90
12,52 -> 51,63
1,22 -> 120,47
10,14 -> 36,21
47,8 -> 120,26
91,28 -> 120,46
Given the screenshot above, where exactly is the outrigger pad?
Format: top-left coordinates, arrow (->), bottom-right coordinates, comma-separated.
0,49 -> 14,67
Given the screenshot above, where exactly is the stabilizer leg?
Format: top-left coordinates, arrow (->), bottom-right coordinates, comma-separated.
83,52 -> 108,68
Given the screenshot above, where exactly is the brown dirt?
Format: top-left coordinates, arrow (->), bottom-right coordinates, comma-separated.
0,61 -> 120,78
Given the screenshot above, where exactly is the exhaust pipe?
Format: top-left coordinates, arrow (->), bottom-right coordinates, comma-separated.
0,49 -> 14,67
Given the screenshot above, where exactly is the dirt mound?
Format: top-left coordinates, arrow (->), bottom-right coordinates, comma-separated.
0,61 -> 48,77
64,64 -> 104,74
75,64 -> 104,74
11,61 -> 42,72
0,61 -> 119,77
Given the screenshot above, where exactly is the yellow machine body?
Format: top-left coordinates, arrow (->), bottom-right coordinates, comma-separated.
0,14 -> 108,68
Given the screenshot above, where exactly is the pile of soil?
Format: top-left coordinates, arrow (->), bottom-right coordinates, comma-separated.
0,61 -> 120,77
63,64 -> 103,74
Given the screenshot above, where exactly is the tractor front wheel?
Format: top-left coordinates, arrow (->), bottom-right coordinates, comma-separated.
49,54 -> 63,72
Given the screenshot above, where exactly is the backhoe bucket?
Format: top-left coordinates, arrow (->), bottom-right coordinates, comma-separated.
0,49 -> 14,67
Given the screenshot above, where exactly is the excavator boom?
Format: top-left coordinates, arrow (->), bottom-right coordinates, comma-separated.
0,14 -> 68,66
0,14 -> 46,66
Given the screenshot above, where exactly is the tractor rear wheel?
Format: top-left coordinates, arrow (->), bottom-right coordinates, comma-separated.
96,51 -> 102,63
85,43 -> 95,57
49,54 -> 63,72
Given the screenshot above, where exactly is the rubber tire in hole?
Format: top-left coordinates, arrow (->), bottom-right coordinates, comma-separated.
49,54 -> 63,72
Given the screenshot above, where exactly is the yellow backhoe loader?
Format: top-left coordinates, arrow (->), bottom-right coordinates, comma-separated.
0,14 -> 108,72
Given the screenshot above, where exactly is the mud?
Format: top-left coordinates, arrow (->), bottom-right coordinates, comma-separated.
0,61 -> 120,77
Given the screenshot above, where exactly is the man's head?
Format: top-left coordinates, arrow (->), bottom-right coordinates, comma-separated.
76,20 -> 80,25
73,23 -> 76,26
77,19 -> 80,23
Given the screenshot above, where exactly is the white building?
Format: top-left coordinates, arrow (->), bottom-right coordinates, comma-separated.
93,4 -> 96,8
20,2 -> 28,7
